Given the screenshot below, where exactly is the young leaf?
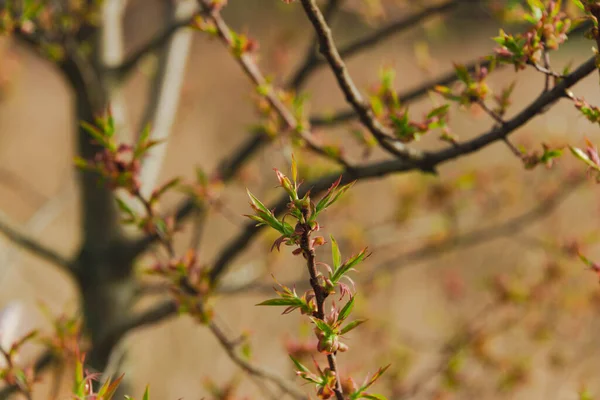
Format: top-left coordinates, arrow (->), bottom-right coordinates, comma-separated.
340,319 -> 367,335
330,235 -> 341,269
338,296 -> 355,322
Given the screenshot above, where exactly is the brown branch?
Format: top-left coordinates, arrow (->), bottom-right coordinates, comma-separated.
287,0 -> 345,90
298,0 -> 426,163
0,211 -> 72,272
220,172 -> 584,295
309,20 -> 592,128
208,321 -> 307,400
288,0 -> 461,89
0,351 -> 55,400
198,0 -> 350,167
206,55 -> 596,284
299,209 -> 344,399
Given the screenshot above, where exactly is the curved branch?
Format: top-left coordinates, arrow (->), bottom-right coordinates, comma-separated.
105,15 -> 197,80
0,210 -> 72,273
288,0 -> 461,89
207,55 -> 596,283
299,0 -> 425,161
309,20 -> 593,127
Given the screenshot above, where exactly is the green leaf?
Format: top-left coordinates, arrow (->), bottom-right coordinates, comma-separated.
340,318 -> 367,335
572,0 -> 584,11
361,394 -> 388,400
570,146 -> 599,169
291,154 -> 298,183
330,248 -> 369,284
338,296 -> 355,322
453,63 -> 471,84
256,298 -> 305,307
143,386 -> 150,400
311,317 -> 335,336
330,235 -> 341,269
116,197 -> 137,221
81,120 -> 113,151
152,177 -> 181,202
290,355 -> 310,373
426,104 -> 449,119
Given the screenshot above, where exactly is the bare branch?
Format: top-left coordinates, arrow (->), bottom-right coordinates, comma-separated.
101,0 -> 131,142
219,172 -> 585,295
289,0 -> 460,89
198,0 -> 351,167
308,20 -> 592,128
0,210 -> 72,272
0,351 -> 55,400
298,0 -> 426,162
206,55 -> 596,283
136,0 -> 196,199
105,15 -> 198,80
208,321 -> 306,400
0,182 -> 73,283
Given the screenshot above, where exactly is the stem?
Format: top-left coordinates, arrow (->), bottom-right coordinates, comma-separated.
299,210 -> 344,400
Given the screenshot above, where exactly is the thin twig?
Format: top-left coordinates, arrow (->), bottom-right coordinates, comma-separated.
289,0 -> 461,89
0,210 -> 72,273
298,0 -> 426,163
0,351 -> 55,400
299,209 -> 344,399
105,15 -> 198,80
308,20 -> 592,128
287,0 -> 345,89
136,0 -> 196,200
205,56 -> 596,283
198,0 -> 351,167
101,0 -> 131,143
221,173 -> 584,295
209,321 -> 306,400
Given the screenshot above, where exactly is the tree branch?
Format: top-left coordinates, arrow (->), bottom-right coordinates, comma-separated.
308,19 -> 593,128
105,15 -> 197,80
136,0 -> 196,199
310,57 -> 493,127
218,173 -> 583,295
208,321 -> 306,400
287,0 -> 345,89
101,0 -> 131,143
289,0 -> 460,89
0,351 -> 55,400
206,55 -> 596,284
198,0 -> 351,167
0,210 -> 72,272
298,0 -> 426,162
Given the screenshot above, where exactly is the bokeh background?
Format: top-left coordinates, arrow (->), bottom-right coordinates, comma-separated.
1,0 -> 600,398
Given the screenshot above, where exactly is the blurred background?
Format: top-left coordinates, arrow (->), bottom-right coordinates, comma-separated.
1,0 -> 600,398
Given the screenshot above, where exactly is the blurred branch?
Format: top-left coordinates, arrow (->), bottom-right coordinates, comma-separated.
0,210 -> 72,273
105,14 -> 198,80
289,0 -> 460,89
298,0 -> 426,163
198,0 -> 351,167
0,351 -> 55,400
220,173 -> 585,295
208,321 -> 306,400
206,55 -> 596,284
136,0 -> 196,199
311,57 -> 492,127
90,298 -> 305,399
309,20 -> 592,128
373,174 -> 584,276
0,182 -> 73,283
101,0 -> 130,142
